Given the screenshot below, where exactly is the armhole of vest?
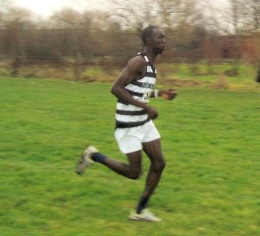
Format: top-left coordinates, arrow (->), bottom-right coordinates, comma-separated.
142,54 -> 156,74
136,52 -> 156,75
137,52 -> 149,63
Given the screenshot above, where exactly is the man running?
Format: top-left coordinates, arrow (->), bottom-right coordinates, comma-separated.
76,26 -> 177,222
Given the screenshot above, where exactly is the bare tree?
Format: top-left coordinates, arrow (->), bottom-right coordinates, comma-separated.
244,0 -> 260,64
251,0 -> 260,32
109,0 -> 159,33
202,0 -> 256,74
240,0 -> 260,33
109,0 -> 199,31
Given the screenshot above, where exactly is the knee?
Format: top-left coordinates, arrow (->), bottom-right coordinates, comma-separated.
153,159 -> 166,173
128,169 -> 142,180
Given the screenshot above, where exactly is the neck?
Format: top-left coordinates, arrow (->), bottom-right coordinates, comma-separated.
143,48 -> 158,64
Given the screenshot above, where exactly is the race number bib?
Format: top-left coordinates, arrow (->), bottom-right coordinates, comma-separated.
143,90 -> 153,103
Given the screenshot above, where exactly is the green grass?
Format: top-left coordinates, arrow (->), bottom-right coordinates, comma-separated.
0,77 -> 259,236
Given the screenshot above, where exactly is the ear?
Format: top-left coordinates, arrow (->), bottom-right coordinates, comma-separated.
146,36 -> 153,45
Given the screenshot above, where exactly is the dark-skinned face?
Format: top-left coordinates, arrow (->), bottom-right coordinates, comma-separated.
149,28 -> 166,54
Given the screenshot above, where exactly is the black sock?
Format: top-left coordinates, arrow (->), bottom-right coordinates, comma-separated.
91,152 -> 107,164
136,196 -> 149,214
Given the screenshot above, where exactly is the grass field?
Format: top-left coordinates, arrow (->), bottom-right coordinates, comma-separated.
0,77 -> 259,236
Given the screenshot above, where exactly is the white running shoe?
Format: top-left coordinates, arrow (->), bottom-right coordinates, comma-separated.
129,209 -> 162,222
76,145 -> 98,175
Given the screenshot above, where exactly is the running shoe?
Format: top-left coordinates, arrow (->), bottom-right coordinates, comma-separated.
76,145 -> 98,175
129,209 -> 162,222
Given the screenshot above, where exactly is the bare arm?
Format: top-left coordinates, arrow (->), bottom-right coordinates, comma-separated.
111,56 -> 147,109
152,89 -> 178,100
111,56 -> 158,119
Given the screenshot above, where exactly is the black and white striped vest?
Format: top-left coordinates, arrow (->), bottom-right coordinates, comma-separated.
115,52 -> 157,129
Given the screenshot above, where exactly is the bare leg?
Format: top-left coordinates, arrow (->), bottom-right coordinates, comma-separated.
92,151 -> 143,180
136,139 -> 165,213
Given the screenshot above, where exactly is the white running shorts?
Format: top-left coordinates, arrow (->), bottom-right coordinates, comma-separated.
114,120 -> 161,154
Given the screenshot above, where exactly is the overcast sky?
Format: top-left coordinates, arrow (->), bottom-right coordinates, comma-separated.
13,0 -> 112,17
13,0 -> 231,24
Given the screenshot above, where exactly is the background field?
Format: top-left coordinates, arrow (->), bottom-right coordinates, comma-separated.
0,77 -> 259,236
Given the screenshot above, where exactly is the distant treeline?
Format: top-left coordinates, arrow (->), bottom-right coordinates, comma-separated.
0,0 -> 259,66
1,24 -> 259,65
